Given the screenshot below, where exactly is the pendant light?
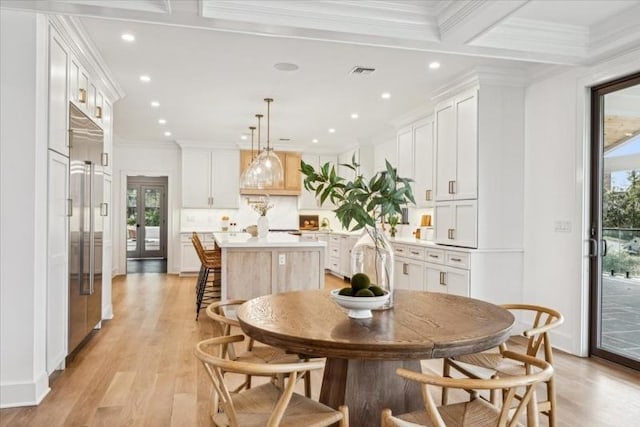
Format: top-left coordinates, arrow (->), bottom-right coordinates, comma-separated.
241,125 -> 259,188
254,98 -> 283,187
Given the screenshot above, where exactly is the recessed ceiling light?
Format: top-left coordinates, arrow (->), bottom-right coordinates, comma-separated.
139,75 -> 151,82
429,62 -> 441,70
312,139 -> 319,143
274,62 -> 299,72
381,92 -> 391,99
150,101 -> 160,107
164,131 -> 172,137
158,119 -> 166,124
328,128 -> 336,133
241,135 -> 248,140
351,113 -> 359,119
121,33 -> 135,42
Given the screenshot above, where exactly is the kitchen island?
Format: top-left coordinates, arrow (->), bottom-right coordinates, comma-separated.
213,232 -> 326,300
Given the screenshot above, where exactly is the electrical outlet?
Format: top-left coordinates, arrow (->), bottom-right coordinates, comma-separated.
278,254 -> 286,265
554,220 -> 571,233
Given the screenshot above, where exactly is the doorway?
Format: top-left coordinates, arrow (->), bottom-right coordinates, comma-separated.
589,72 -> 640,370
126,176 -> 168,269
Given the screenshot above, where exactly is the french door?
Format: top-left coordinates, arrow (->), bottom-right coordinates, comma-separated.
589,72 -> 640,370
126,176 -> 167,259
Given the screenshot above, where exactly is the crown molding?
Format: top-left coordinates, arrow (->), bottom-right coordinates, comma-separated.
471,17 -> 588,59
430,65 -> 527,103
49,15 -> 125,102
588,4 -> 640,64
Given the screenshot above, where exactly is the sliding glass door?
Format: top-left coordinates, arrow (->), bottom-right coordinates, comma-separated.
590,73 -> 640,370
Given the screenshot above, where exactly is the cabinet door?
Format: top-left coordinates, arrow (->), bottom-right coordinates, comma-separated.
102,100 -> 113,176
445,267 -> 470,297
182,149 -> 212,208
47,151 -> 69,373
299,154 -> 320,209
434,203 -> 454,245
284,152 -> 301,192
102,175 -> 112,319
78,68 -> 89,113
453,200 -> 477,248
399,259 -> 425,291
425,263 -> 446,293
394,258 -> 410,290
95,91 -> 104,124
48,27 -> 69,155
435,101 -> 456,201
454,91 -> 478,200
397,126 -> 414,180
413,118 -> 434,207
212,150 -> 239,208
181,242 -> 201,273
339,236 -> 352,277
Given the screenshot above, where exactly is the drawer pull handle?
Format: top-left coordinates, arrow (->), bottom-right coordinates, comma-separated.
429,254 -> 439,258
410,251 -> 420,255
78,88 -> 86,103
425,189 -> 432,201
439,271 -> 446,285
448,180 -> 456,194
451,257 -> 462,262
403,263 -> 408,275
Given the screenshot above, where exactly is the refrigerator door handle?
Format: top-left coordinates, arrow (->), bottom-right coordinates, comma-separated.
89,163 -> 95,295
100,202 -> 108,217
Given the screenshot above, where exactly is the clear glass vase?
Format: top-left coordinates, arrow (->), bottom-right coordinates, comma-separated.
350,225 -> 395,309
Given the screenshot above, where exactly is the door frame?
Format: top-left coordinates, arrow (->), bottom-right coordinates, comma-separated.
588,72 -> 640,370
118,169 -> 173,276
126,176 -> 168,259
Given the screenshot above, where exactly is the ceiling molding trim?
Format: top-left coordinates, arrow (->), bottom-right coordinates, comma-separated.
390,104 -> 435,130
437,0 -> 529,45
61,0 -> 171,14
201,0 -> 440,42
588,4 -> 640,63
471,17 -> 589,58
51,16 -> 126,102
431,65 -> 528,103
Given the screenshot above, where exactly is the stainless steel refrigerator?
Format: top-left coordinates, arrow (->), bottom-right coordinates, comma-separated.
68,103 -> 105,353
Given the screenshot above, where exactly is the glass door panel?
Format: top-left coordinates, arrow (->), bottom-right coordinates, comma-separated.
126,187 -> 139,257
141,186 -> 163,257
126,177 -> 167,260
590,73 -> 640,370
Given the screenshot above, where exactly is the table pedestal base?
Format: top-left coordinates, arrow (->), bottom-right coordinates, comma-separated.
319,358 -> 423,427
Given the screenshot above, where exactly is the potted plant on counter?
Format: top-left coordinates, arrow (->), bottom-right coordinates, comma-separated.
300,156 -> 415,308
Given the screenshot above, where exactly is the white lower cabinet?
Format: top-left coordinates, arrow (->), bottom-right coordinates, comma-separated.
425,263 -> 469,297
394,257 -> 425,291
47,151 -> 69,373
180,233 -> 215,274
325,233 -> 357,278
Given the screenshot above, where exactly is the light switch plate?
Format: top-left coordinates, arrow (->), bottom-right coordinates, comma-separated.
279,254 -> 286,265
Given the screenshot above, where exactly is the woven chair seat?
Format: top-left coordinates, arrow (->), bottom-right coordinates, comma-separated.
388,399 -> 523,427
212,382 -> 343,427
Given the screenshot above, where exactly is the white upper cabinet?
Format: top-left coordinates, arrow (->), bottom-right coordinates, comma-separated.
299,154 -> 337,210
48,26 -> 69,155
396,126 -> 413,180
434,200 -> 477,248
435,89 -> 478,201
412,117 -> 435,207
182,148 -> 239,209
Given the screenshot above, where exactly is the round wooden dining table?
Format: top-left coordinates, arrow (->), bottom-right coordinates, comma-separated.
237,289 -> 514,427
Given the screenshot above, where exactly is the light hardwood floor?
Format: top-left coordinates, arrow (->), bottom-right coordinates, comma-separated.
1,273 -> 639,426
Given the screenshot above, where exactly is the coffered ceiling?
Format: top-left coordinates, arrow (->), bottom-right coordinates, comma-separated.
3,0 -> 639,149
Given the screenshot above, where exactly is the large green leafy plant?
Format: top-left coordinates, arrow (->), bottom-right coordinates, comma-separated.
300,156 -> 415,230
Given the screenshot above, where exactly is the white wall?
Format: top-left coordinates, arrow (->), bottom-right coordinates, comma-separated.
523,50 -> 640,356
0,10 -> 50,407
112,141 -> 181,274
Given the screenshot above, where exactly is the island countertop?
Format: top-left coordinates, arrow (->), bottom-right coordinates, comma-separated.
213,232 -> 327,248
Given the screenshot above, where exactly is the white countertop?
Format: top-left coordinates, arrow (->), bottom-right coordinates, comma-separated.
213,232 -> 327,248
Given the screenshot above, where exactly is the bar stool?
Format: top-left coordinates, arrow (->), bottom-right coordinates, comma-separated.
192,233 -> 221,320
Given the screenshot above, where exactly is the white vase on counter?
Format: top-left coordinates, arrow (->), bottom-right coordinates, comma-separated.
257,215 -> 269,238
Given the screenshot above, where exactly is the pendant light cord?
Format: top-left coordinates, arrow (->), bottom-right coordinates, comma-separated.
255,114 -> 263,153
249,126 -> 256,159
264,98 -> 273,151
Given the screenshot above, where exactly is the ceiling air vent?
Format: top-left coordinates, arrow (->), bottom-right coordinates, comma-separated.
350,66 -> 376,75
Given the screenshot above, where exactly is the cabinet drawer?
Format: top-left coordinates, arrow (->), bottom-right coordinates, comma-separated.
329,257 -> 340,272
405,246 -> 425,261
425,248 -> 445,264
329,246 -> 340,257
446,251 -> 469,269
393,244 -> 409,257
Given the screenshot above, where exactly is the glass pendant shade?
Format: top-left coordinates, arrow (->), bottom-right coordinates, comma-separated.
255,147 -> 283,187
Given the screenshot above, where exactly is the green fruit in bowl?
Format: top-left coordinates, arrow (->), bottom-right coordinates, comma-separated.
369,285 -> 385,296
351,273 -> 371,291
338,287 -> 354,296
354,288 -> 375,297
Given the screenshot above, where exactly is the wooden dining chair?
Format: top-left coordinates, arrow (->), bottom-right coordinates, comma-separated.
382,351 -> 553,427
195,335 -> 349,427
442,304 -> 564,427
206,300 -> 314,398
193,232 -> 222,320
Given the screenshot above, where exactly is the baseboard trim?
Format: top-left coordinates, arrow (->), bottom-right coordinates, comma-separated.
0,371 -> 50,408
